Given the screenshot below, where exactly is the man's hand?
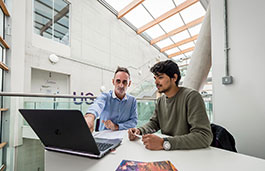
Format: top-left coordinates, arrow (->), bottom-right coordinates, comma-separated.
102,120 -> 119,131
142,134 -> 164,150
128,128 -> 141,141
84,114 -> 95,132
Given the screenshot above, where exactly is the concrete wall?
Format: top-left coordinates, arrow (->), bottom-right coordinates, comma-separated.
211,0 -> 265,159
23,0 -> 165,97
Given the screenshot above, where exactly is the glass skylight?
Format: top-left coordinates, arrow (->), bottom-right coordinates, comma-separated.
142,0 -> 174,18
159,14 -> 184,33
100,0 -> 206,58
124,5 -> 153,28
155,38 -> 173,49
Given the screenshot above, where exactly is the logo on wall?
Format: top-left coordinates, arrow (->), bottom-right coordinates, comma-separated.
73,92 -> 94,105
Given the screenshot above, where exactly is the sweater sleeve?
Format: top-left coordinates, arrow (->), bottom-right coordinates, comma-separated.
168,91 -> 213,150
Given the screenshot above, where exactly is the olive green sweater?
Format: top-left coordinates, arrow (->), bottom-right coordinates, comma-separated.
138,87 -> 213,150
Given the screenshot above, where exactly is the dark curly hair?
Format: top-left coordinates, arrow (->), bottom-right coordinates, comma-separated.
150,60 -> 181,86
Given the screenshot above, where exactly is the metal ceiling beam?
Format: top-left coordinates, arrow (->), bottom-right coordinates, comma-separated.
137,0 -> 199,34
160,34 -> 198,52
168,46 -> 194,58
151,16 -> 204,45
118,0 -> 145,19
40,4 -> 69,36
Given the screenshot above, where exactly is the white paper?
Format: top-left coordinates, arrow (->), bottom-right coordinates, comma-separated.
93,130 -> 127,140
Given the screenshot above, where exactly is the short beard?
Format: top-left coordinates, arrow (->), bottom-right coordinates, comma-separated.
158,87 -> 170,94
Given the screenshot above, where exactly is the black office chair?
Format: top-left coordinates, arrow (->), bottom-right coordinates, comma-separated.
210,123 -> 237,152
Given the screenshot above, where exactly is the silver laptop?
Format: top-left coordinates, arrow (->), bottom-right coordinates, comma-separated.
19,109 -> 121,158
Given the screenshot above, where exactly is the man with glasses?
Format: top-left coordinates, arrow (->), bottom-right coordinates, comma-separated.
85,67 -> 137,132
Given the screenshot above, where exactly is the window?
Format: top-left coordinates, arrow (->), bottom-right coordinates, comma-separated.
0,46 -> 3,61
1,7 -> 5,62
0,8 -> 4,37
33,0 -> 70,45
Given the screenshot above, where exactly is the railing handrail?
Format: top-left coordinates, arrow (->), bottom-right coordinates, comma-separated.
0,92 -> 157,101
0,92 -> 95,99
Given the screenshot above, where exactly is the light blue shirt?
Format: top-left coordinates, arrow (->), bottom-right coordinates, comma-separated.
86,90 -> 138,131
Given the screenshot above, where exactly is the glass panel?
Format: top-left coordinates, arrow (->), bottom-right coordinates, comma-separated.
188,24 -> 202,36
180,2 -> 205,23
171,30 -> 190,42
0,46 -> 3,61
160,14 -> 184,33
137,100 -> 156,127
142,0 -> 174,18
173,0 -> 186,6
33,0 -> 70,45
2,48 -> 6,63
53,0 -> 69,45
184,51 -> 193,58
165,47 -> 180,55
172,53 -> 185,59
0,66 -> 2,91
155,38 -> 172,49
124,5 -> 153,28
34,0 -> 53,39
0,9 -> 3,37
172,54 -> 185,62
203,95 -> 213,122
178,42 -> 194,51
172,56 -> 180,61
17,138 -> 44,171
143,25 -> 164,39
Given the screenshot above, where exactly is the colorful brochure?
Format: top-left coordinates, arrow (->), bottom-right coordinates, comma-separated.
116,160 -> 178,171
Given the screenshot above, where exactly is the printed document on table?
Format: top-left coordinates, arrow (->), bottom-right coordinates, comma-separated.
93,130 -> 127,140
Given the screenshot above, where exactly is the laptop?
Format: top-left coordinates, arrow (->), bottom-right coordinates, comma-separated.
19,109 -> 122,159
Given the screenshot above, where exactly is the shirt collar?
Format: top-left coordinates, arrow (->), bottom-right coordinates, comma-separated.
112,90 -> 128,101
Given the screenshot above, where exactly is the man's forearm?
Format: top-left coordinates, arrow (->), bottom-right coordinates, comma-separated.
85,113 -> 96,132
138,120 -> 159,135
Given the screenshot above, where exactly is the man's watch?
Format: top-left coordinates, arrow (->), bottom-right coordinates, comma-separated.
163,138 -> 171,151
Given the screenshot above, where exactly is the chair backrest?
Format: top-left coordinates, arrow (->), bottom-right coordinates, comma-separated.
210,123 -> 237,152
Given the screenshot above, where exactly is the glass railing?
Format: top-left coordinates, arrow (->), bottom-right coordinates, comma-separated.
0,94 -> 95,171
0,92 -> 212,171
202,94 -> 213,122
137,99 -> 156,127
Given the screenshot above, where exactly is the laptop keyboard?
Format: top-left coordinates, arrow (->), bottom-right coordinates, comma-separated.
96,142 -> 113,151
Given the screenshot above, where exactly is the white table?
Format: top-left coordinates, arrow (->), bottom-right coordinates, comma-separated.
45,132 -> 265,171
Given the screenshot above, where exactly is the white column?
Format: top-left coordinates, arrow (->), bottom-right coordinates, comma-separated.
183,7 -> 211,91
